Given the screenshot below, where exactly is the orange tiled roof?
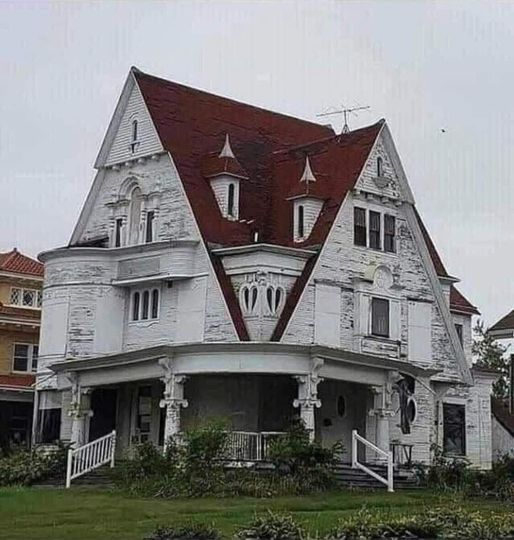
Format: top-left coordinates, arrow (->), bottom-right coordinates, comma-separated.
0,249 -> 43,277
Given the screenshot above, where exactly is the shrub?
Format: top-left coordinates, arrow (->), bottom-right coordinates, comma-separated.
0,443 -> 67,486
414,444 -> 472,490
236,511 -> 306,540
145,522 -> 221,540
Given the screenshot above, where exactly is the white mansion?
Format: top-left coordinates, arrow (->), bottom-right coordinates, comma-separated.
36,67 -> 494,470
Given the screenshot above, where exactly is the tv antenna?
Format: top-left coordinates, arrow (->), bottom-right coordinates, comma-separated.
317,104 -> 370,134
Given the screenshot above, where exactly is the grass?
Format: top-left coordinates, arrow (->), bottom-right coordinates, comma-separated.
0,488 -> 513,540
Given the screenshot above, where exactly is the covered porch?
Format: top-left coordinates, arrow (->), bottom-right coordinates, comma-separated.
43,342 -> 437,465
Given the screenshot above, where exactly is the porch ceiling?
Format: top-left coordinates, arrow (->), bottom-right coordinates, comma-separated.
48,342 -> 441,390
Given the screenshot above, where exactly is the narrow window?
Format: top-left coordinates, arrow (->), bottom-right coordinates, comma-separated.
132,292 -> 140,321
377,156 -> 383,177
297,205 -> 305,239
151,289 -> 159,319
145,211 -> 155,243
371,297 -> 390,338
13,344 -> 29,372
31,345 -> 39,372
129,187 -> 142,245
455,323 -> 463,345
354,207 -> 367,246
227,184 -> 235,217
384,214 -> 396,253
131,119 -> 138,153
369,211 -> 381,249
9,288 -> 21,306
142,290 -> 150,320
115,218 -> 123,248
266,287 -> 274,313
443,403 -> 466,455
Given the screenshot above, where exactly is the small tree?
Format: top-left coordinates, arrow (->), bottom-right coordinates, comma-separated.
472,320 -> 510,398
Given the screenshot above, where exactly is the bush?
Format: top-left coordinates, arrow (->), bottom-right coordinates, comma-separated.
0,444 -> 67,486
414,444 -> 472,490
236,511 -> 306,540
145,522 -> 221,540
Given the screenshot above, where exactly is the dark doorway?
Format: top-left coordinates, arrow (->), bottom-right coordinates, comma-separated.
0,401 -> 32,450
443,403 -> 466,456
89,388 -> 118,441
258,376 -> 296,431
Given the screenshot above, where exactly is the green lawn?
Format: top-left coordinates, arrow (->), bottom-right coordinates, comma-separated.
0,488 -> 512,540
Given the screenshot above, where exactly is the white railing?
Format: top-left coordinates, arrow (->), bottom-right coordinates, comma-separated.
66,430 -> 116,488
352,429 -> 394,492
225,431 -> 285,461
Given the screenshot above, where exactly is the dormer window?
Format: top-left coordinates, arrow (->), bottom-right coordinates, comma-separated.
297,205 -> 305,239
130,119 -> 139,153
227,183 -> 235,218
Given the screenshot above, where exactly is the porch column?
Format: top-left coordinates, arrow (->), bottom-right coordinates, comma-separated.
159,374 -> 188,444
69,383 -> 93,448
369,384 -> 394,453
293,365 -> 323,441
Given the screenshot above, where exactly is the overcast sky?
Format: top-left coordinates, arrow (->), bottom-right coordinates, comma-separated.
1,1 -> 513,327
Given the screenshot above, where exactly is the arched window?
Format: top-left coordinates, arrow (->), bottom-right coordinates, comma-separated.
265,285 -> 285,315
297,205 -> 305,239
132,292 -> 140,321
141,290 -> 150,320
131,119 -> 138,153
377,156 -> 383,177
227,184 -> 235,217
129,187 -> 142,245
151,289 -> 159,319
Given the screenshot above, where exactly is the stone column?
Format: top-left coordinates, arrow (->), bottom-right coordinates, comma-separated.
293,361 -> 323,441
159,373 -> 188,445
69,384 -> 93,448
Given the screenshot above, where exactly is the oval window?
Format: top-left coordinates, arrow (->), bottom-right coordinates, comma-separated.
337,395 -> 346,418
406,397 -> 417,425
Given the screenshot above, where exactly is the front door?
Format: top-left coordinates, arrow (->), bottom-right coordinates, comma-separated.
89,388 -> 118,441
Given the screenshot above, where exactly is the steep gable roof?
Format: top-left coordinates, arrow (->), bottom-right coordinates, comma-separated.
490,309 -> 514,334
0,249 -> 43,277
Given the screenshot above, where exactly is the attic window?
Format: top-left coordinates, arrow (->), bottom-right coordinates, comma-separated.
130,119 -> 139,153
377,156 -> 383,177
297,205 -> 305,239
227,184 -> 235,217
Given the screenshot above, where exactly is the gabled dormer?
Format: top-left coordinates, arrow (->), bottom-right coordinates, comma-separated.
203,134 -> 248,221
287,156 -> 325,243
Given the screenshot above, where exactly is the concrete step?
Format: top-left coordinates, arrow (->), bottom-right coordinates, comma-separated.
333,463 -> 419,490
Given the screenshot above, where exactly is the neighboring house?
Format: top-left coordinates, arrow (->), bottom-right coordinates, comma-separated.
0,249 -> 43,449
489,310 -> 514,460
36,67 -> 494,468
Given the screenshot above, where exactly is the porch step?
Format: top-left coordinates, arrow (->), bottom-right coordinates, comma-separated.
333,464 -> 420,490
32,465 -> 116,489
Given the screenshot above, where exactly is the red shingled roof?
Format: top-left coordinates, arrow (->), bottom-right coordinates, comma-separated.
450,285 -> 480,316
0,374 -> 35,389
0,249 -> 43,277
133,69 -> 477,339
490,309 -> 514,334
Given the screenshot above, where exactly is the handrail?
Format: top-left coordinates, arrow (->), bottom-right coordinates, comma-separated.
66,430 -> 116,488
352,429 -> 394,492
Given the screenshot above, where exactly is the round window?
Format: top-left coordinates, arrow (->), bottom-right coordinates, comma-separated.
336,395 -> 346,418
406,397 -> 417,425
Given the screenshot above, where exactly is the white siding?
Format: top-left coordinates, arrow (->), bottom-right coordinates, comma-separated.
314,283 -> 341,346
39,298 -> 70,357
293,198 -> 324,242
176,277 -> 207,342
105,83 -> 163,166
408,301 -> 432,363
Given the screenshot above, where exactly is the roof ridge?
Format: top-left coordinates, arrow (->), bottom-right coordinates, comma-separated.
134,69 -> 336,134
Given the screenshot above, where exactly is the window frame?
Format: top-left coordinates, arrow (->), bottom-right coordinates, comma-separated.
297,204 -> 305,239
9,287 -> 42,310
384,214 -> 396,253
145,211 -> 155,243
370,297 -> 390,338
354,207 -> 367,247
353,206 -> 397,255
369,210 -> 382,250
12,343 -> 39,373
443,402 -> 466,456
454,323 -> 464,346
227,183 -> 235,218
130,287 -> 160,323
114,217 -> 124,248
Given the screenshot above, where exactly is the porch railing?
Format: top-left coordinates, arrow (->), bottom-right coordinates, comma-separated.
66,430 -> 116,488
352,429 -> 394,492
225,431 -> 285,462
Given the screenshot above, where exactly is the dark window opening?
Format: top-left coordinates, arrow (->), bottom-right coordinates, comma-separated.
151,289 -> 159,319
115,218 -> 123,247
354,207 -> 367,246
443,403 -> 466,455
227,184 -> 235,217
371,297 -> 390,338
297,205 -> 305,239
337,395 -> 346,417
145,211 -> 154,243
369,211 -> 381,249
377,156 -> 383,177
132,292 -> 140,321
384,214 -> 396,253
37,408 -> 61,444
455,323 -> 463,345
130,119 -> 138,153
142,291 -> 150,320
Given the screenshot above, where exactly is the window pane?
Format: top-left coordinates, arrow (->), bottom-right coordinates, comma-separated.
132,292 -> 140,321
455,324 -> 463,345
115,218 -> 123,247
443,403 -> 466,455
298,205 -> 304,238
354,207 -> 367,246
369,211 -> 381,249
371,298 -> 389,338
151,289 -> 159,319
36,291 -> 42,308
384,214 -> 396,253
32,345 -> 39,372
145,212 -> 154,243
142,291 -> 150,320
13,344 -> 29,372
22,290 -> 35,307
10,288 -> 21,305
